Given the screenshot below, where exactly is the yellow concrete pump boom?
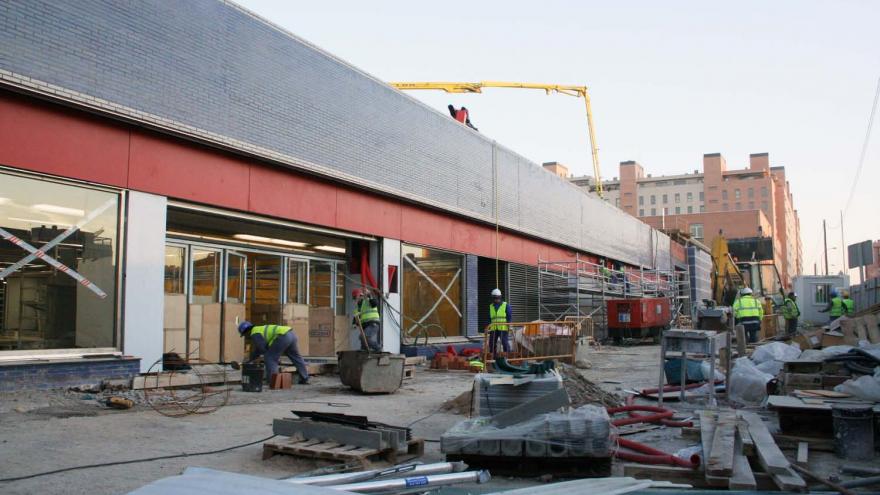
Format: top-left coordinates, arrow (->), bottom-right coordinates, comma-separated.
389,81 -> 604,198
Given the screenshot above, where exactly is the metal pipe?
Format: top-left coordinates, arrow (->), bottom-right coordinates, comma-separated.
842,466 -> 880,476
285,462 -> 466,486
328,470 -> 490,493
839,476 -> 880,489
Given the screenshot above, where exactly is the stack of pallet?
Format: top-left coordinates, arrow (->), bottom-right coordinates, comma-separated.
698,409 -> 805,491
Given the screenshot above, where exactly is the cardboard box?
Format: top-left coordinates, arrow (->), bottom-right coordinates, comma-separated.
309,307 -> 336,356
820,331 -> 846,348
292,321 -> 310,356
792,329 -> 823,350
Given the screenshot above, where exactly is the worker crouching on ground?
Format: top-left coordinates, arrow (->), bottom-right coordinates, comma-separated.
353,288 -> 382,352
238,321 -> 309,385
488,288 -> 512,357
781,291 -> 800,336
733,287 -> 764,343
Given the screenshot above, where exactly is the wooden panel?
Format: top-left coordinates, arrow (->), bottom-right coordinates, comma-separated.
308,306 -> 336,356
163,328 -> 186,354
200,303 -> 222,362
164,294 -> 187,329
188,304 -> 203,339
223,303 -> 247,362
291,321 -> 310,356
335,315 -> 351,353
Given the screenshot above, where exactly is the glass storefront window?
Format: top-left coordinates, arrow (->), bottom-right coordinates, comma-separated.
309,261 -> 333,309
164,246 -> 185,294
226,253 -> 246,304
401,244 -> 463,337
0,172 -> 120,351
191,249 -> 220,304
287,259 -> 307,304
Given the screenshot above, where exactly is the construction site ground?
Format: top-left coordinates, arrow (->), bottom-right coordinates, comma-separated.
0,344 -> 862,494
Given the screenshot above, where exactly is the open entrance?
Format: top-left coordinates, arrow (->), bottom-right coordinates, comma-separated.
161,206 -> 370,367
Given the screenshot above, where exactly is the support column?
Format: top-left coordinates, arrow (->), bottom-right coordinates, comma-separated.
123,191 -> 167,372
382,238 -> 401,353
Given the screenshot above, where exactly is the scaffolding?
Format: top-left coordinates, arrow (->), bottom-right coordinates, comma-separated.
538,255 -> 691,341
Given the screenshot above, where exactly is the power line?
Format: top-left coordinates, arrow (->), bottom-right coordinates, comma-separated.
843,74 -> 880,218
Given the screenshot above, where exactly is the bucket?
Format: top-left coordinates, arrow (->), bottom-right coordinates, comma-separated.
831,404 -> 874,460
241,362 -> 264,392
663,358 -> 704,385
337,350 -> 405,394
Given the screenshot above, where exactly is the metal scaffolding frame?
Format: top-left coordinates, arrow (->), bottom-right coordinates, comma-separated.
538,255 -> 691,340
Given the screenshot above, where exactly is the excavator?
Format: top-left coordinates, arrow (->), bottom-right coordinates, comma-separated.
698,232 -> 785,330
389,81 -> 605,198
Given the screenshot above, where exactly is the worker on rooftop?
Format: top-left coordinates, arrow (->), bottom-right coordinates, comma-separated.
488,288 -> 512,357
733,287 -> 764,343
781,291 -> 800,336
819,289 -> 847,323
238,321 -> 309,385
353,288 -> 382,352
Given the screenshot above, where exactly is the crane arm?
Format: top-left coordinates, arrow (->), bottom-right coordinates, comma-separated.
389,81 -> 604,197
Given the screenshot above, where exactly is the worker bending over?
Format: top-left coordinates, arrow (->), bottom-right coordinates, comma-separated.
353,288 -> 381,352
238,321 -> 309,385
781,291 -> 800,336
733,287 -> 764,343
488,288 -> 512,357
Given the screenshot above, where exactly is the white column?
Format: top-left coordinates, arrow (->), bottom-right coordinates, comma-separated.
382,238 -> 402,353
123,191 -> 167,372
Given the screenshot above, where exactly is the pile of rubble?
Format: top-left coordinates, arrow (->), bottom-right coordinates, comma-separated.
561,366 -> 623,409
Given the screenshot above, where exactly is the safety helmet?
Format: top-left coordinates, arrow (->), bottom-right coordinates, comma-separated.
352,288 -> 363,299
842,289 -> 850,298
237,321 -> 253,335
491,288 -> 502,297
788,291 -> 796,298
830,289 -> 838,297
740,287 -> 753,296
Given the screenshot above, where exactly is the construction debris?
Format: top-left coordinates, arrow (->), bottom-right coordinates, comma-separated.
561,366 -> 623,408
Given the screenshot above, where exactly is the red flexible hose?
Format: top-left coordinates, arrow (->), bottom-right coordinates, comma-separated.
616,437 -> 700,468
621,396 -> 693,428
639,379 -> 722,395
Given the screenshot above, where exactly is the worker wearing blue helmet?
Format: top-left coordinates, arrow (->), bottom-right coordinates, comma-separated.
818,289 -> 846,324
238,321 -> 309,385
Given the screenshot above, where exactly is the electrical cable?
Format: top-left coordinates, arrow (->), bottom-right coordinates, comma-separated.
0,434 -> 278,483
843,74 -> 880,218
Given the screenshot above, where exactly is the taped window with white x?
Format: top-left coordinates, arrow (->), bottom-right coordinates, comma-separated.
0,172 -> 120,351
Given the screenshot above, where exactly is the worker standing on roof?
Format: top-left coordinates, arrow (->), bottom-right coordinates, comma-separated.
353,288 -> 382,352
733,287 -> 764,343
781,291 -> 800,336
842,289 -> 855,316
819,289 -> 845,323
488,288 -> 512,357
238,321 -> 309,385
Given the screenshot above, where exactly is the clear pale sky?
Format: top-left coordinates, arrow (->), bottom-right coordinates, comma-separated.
237,0 -> 880,280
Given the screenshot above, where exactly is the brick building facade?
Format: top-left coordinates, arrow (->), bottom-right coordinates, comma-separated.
572,153 -> 803,288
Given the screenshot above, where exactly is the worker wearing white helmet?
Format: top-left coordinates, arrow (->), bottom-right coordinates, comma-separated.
487,288 -> 512,357
733,287 -> 763,343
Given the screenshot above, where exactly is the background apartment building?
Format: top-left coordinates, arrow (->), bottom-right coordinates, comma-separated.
570,153 -> 803,288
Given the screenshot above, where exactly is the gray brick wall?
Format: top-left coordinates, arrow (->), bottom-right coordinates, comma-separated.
0,0 -> 668,267
0,358 -> 140,391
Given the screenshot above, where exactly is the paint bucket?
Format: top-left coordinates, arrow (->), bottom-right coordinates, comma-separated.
831,404 -> 874,460
241,362 -> 264,392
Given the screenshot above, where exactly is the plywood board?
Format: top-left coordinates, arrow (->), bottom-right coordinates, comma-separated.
309,307 -> 336,356
199,303 -> 222,362
707,410 -> 736,476
223,303 -> 247,362
164,294 -> 187,328
335,315 -> 351,353
283,303 -> 310,321
189,338 -> 201,360
729,454 -> 756,490
164,328 -> 186,354
292,321 -> 310,356
188,304 -> 203,339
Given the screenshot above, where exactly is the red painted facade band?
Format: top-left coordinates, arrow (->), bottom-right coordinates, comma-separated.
0,91 -> 586,266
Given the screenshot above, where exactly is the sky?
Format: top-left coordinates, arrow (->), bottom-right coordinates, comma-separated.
236,0 -> 880,280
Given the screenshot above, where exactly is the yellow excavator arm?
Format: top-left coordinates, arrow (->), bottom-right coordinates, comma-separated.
389,81 -> 604,198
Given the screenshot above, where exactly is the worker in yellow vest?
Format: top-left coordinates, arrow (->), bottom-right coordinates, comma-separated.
488,288 -> 512,357
781,291 -> 800,336
353,288 -> 382,352
842,290 -> 855,316
733,287 -> 764,344
238,321 -> 309,384
819,290 -> 846,323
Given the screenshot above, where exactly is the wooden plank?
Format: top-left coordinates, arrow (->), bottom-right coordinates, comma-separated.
738,419 -> 755,457
796,442 -> 808,467
739,411 -> 791,475
707,410 -> 736,476
698,410 -> 728,486
623,464 -> 711,488
770,468 -> 808,492
729,454 -> 757,490
132,369 -> 241,389
405,356 -> 427,366
773,434 -> 835,452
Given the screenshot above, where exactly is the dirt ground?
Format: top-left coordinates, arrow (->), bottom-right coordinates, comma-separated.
0,344 -> 872,494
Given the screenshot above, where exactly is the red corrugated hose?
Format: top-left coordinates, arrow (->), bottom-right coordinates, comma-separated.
606,399 -> 700,469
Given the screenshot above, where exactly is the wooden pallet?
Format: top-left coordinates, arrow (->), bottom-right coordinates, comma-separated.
263,436 -> 424,466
